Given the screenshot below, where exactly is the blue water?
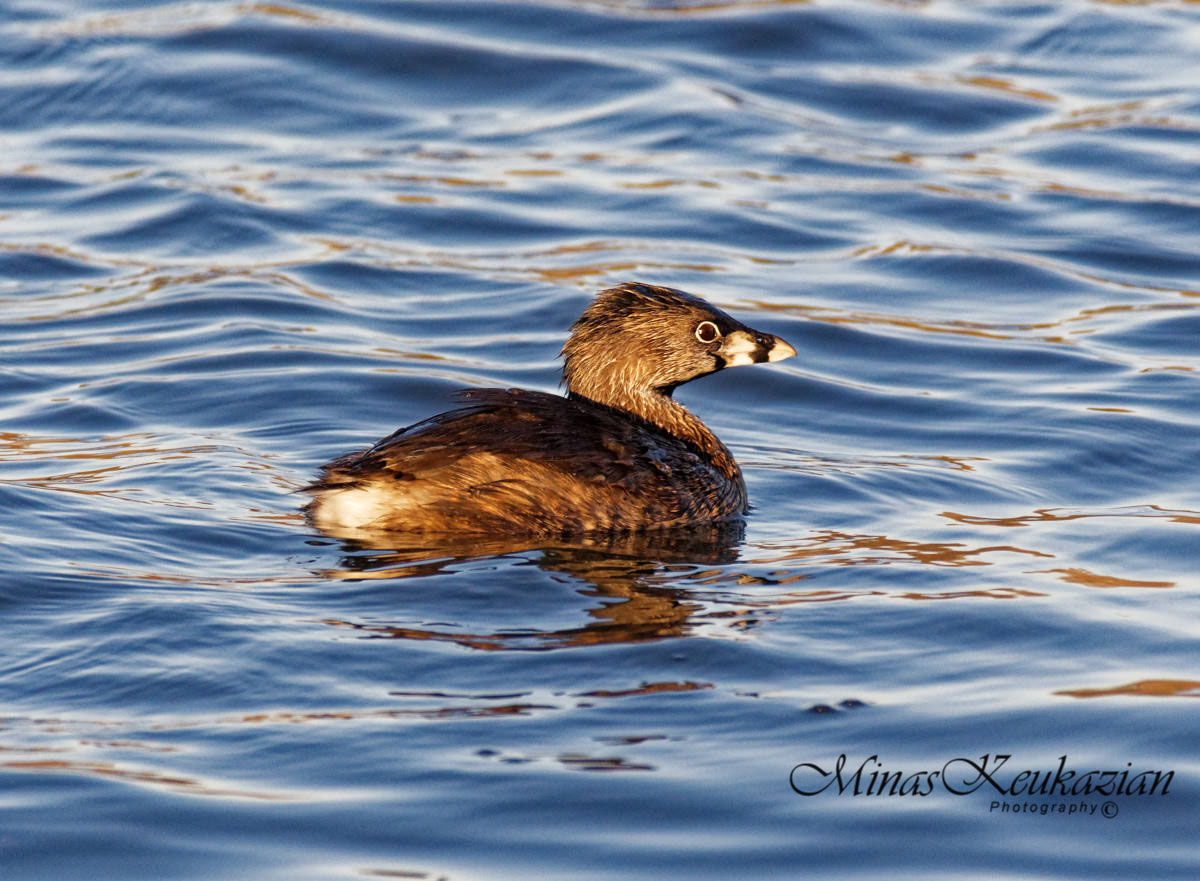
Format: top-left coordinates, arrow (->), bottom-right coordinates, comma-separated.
3,1 -> 1199,878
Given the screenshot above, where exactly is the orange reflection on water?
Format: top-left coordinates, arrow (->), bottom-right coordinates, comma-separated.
577,681 -> 712,699
740,587 -> 883,605
957,74 -> 1057,103
30,1 -> 334,39
1057,679 -> 1200,699
733,585 -> 1046,609
0,430 -> 221,503
1037,98 -> 1186,136
320,586 -> 700,649
533,260 -> 717,284
750,529 -> 1052,569
307,523 -> 750,647
1,430 -> 297,520
2,757 -> 292,800
1035,567 -> 1174,589
518,239 -> 719,284
943,505 -> 1200,528
747,252 -> 1200,351
898,587 -> 1048,601
309,520 -> 1067,655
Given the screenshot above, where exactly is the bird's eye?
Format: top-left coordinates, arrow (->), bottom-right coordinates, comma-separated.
695,321 -> 720,343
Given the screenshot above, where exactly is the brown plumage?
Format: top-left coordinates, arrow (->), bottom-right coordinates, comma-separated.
304,282 -> 795,535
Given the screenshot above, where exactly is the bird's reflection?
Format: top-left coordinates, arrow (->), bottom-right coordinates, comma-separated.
305,509 -> 1074,652
308,519 -> 746,650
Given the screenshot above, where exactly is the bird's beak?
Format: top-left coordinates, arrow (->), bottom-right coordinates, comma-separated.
766,335 -> 797,362
721,330 -> 797,367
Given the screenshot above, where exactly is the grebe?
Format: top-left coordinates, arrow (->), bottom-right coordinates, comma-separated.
304,282 -> 795,535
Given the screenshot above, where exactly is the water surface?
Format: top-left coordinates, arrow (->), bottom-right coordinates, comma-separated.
2,1 -> 1199,879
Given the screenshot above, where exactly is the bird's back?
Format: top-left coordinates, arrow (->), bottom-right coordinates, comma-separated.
304,388 -> 747,535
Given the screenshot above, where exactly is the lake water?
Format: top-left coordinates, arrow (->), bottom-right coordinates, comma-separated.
2,1 -> 1199,878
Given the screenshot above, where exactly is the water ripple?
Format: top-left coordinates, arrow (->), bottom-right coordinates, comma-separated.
3,2 -> 1200,879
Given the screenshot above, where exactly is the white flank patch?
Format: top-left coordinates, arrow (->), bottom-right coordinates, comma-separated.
308,486 -> 395,530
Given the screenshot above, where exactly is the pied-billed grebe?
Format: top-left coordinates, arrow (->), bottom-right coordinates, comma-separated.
305,282 -> 795,535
